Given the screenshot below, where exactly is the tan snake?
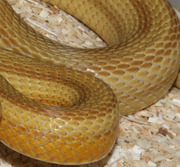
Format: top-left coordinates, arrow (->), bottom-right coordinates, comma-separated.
0,0 -> 180,165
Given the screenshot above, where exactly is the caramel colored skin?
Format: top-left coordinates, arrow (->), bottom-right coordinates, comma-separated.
0,0 -> 180,165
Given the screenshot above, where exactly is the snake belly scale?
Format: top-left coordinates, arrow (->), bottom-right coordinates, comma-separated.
0,0 -> 179,165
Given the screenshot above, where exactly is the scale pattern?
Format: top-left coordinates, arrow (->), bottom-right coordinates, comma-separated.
0,0 -> 180,165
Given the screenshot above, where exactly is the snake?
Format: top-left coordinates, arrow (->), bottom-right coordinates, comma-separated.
0,0 -> 180,165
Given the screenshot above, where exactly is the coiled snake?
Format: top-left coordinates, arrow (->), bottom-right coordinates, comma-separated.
0,0 -> 180,165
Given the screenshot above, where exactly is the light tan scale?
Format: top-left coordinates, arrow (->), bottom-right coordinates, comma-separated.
0,0 -> 179,165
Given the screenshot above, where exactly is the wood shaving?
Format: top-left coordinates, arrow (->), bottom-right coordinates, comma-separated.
1,0 -> 180,167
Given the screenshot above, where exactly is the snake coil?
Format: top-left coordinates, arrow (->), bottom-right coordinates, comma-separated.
0,0 -> 180,165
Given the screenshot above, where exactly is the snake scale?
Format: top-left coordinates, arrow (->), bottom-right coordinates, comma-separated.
0,0 -> 180,165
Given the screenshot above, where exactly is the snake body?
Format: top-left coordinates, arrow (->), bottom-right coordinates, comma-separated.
0,0 -> 180,165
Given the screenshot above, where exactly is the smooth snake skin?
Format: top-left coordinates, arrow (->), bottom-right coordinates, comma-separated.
0,0 -> 180,165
